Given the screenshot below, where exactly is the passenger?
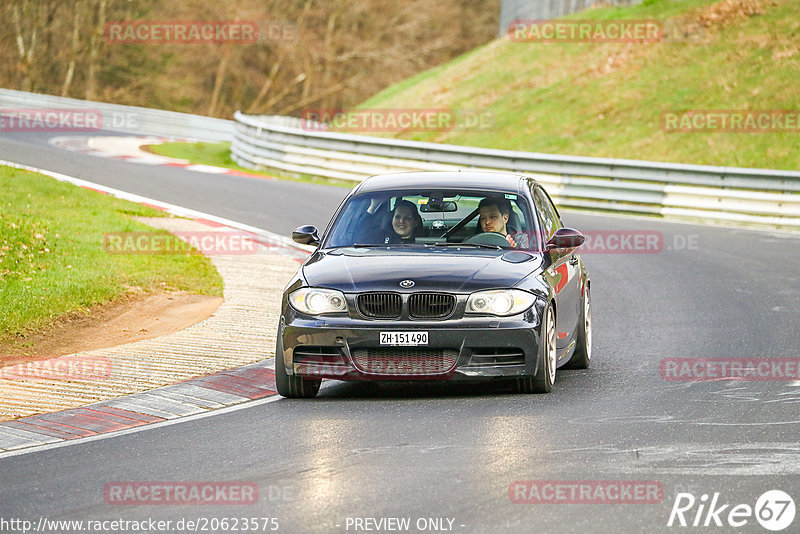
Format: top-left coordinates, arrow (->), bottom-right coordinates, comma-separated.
381,199 -> 423,244
477,197 -> 527,248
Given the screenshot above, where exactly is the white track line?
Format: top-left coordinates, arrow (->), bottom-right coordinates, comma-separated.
0,394 -> 286,459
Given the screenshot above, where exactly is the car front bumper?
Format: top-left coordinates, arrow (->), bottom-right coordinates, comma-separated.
279,310 -> 545,382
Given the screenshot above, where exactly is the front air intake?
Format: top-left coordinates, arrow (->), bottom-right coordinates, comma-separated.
357,292 -> 402,318
409,293 -> 455,319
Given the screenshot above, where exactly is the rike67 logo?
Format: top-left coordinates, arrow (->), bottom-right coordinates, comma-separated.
668,490 -> 795,531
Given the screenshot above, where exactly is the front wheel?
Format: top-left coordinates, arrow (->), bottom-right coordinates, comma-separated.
565,284 -> 591,369
515,302 -> 556,394
275,336 -> 321,398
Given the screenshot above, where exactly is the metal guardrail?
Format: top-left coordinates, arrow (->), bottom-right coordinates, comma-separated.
1,89 -> 796,230
0,88 -> 234,142
498,0 -> 641,38
232,112 -> 800,230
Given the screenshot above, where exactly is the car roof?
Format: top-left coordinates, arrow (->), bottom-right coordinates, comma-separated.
354,171 -> 534,194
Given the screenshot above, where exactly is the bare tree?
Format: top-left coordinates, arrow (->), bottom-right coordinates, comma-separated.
207,45 -> 231,116
85,0 -> 107,100
0,0 -> 501,117
61,4 -> 83,97
11,0 -> 40,92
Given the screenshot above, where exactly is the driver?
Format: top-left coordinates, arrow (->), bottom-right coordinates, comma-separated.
477,198 -> 526,248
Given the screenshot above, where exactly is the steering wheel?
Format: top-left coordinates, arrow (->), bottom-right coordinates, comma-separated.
463,232 -> 510,247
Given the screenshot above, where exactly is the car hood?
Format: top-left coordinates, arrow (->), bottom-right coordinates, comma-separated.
302,248 -> 542,293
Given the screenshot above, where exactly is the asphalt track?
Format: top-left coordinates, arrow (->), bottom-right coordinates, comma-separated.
1,130 -> 799,534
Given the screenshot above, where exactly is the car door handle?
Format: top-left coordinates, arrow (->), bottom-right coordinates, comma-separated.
569,256 -> 578,266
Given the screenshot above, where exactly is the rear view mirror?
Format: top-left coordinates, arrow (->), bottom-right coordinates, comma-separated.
546,227 -> 585,250
420,201 -> 457,212
292,225 -> 320,246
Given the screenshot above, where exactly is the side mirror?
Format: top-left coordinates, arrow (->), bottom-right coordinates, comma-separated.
546,227 -> 585,251
292,225 -> 320,246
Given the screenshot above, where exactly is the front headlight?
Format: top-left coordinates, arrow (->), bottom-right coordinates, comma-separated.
466,289 -> 536,316
289,287 -> 348,315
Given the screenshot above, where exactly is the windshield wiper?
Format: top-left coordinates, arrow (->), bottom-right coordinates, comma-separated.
335,243 -> 498,249
349,243 -> 418,248
326,244 -> 385,249
426,242 -> 503,250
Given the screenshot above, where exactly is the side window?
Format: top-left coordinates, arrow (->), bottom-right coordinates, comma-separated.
533,187 -> 561,240
509,200 -> 528,233
327,194 -> 387,247
510,197 -> 538,251
540,187 -> 563,225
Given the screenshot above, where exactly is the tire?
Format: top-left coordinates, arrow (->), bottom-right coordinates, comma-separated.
515,302 -> 556,394
565,284 -> 591,370
275,336 -> 321,398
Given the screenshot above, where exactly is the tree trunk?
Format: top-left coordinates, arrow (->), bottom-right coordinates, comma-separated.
85,0 -> 107,100
246,60 -> 284,114
207,46 -> 231,117
61,6 -> 82,97
12,1 -> 38,92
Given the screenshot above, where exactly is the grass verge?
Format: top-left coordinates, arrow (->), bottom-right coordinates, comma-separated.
0,165 -> 224,346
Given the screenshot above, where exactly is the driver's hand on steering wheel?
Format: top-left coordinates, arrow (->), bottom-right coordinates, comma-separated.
506,233 -> 517,247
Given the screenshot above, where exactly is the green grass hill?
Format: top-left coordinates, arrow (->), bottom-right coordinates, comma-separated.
358,0 -> 800,170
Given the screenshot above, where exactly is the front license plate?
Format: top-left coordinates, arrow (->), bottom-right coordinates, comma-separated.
380,331 -> 428,346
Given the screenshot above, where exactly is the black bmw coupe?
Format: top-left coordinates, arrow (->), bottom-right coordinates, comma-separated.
276,171 -> 591,397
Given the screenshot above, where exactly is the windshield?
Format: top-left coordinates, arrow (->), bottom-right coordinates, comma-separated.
324,189 -> 541,251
